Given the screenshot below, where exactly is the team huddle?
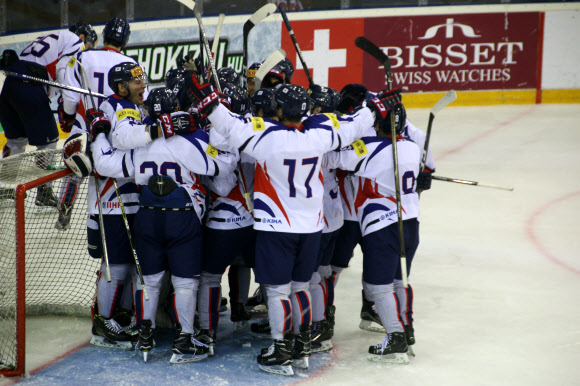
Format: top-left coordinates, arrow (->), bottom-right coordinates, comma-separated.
0,15 -> 435,377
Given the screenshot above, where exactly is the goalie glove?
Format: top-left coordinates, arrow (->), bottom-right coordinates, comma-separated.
62,133 -> 92,177
149,112 -> 197,140
57,96 -> 76,133
86,108 -> 111,140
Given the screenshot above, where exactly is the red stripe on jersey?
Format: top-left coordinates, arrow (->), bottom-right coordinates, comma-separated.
45,59 -> 58,81
95,178 -> 115,209
354,179 -> 383,215
254,162 -> 291,226
337,174 -> 352,216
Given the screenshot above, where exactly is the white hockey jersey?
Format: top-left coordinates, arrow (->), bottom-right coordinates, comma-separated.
91,130 -> 237,220
208,104 -> 374,233
62,47 -> 145,131
99,95 -> 151,151
321,162 -> 343,234
325,136 -> 422,236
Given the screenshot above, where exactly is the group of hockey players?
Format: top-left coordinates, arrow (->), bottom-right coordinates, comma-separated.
0,14 -> 435,376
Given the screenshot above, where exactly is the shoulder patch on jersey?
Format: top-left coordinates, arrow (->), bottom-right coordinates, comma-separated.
322,113 -> 340,130
206,144 -> 218,158
116,108 -> 140,121
251,117 -> 266,131
67,56 -> 76,67
352,139 -> 368,157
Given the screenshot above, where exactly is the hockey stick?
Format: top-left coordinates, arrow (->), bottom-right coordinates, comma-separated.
278,5 -> 314,87
211,13 -> 225,59
433,175 -> 514,191
0,71 -> 6,95
254,49 -> 286,91
242,3 -> 277,88
356,36 -> 408,288
0,69 -> 106,98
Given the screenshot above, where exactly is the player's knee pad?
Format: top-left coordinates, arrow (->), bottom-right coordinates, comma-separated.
363,281 -> 394,301
102,263 -> 131,282
317,265 -> 332,279
143,271 -> 165,289
291,280 -> 309,294
330,265 -> 343,275
200,271 -> 221,287
172,275 -> 198,292
264,283 -> 291,299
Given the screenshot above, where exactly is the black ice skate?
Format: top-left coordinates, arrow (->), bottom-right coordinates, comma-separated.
170,332 -> 209,364
114,308 -> 139,341
35,185 -> 58,207
325,305 -> 336,338
368,332 -> 409,364
246,287 -> 267,314
231,302 -> 252,332
219,297 -> 228,313
311,319 -> 333,353
257,338 -> 294,376
137,319 -> 155,362
194,329 -> 216,356
292,324 -> 311,369
404,323 -> 416,357
250,317 -> 271,339
90,313 -> 133,350
359,290 -> 385,333
54,204 -> 73,231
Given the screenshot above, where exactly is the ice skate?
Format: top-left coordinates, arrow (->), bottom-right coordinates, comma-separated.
35,185 -> 58,207
359,290 -> 385,333
250,317 -> 271,339
230,302 -> 252,332
137,319 -> 155,362
194,329 -> 216,356
219,297 -> 228,313
170,332 -> 209,364
325,305 -> 336,338
257,338 -> 294,376
368,332 -> 409,364
405,323 -> 415,357
292,324 -> 311,369
114,308 -> 139,341
311,320 -> 333,353
54,205 -> 73,230
90,313 -> 133,350
246,287 -> 267,314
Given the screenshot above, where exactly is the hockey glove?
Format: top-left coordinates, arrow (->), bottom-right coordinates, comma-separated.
369,88 -> 403,121
416,168 -> 433,192
184,72 -> 220,116
155,112 -> 197,138
86,108 -> 111,140
57,97 -> 76,133
62,133 -> 92,177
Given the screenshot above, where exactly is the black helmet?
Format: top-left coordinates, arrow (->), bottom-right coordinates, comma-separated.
277,58 -> 294,83
145,87 -> 179,120
369,88 -> 407,135
337,83 -> 368,114
252,88 -> 277,117
309,84 -> 339,113
247,62 -> 261,80
217,67 -> 241,87
108,62 -> 146,95
69,22 -> 98,46
274,84 -> 309,120
221,83 -> 249,115
103,17 -> 130,47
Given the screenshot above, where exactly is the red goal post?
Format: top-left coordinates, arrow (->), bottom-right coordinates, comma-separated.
0,149 -> 100,377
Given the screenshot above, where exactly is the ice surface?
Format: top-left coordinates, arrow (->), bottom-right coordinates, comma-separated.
2,104 -> 579,385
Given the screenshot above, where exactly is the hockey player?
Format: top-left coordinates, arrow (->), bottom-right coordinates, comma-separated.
69,22 -> 98,49
325,88 -> 424,364
0,27 -> 86,206
246,62 -> 261,97
56,17 -> 139,231
185,75 -> 374,376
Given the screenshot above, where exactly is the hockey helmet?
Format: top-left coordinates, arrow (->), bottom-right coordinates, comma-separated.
108,62 -> 147,95
369,88 -> 407,136
103,17 -> 131,47
69,22 -> 98,46
252,88 -> 277,117
337,83 -> 368,114
145,87 -> 179,120
274,84 -> 309,120
309,84 -> 340,113
217,67 -> 241,87
247,62 -> 261,80
277,58 -> 294,83
221,83 -> 249,115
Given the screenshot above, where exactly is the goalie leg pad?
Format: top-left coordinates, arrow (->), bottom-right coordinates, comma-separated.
62,133 -> 92,177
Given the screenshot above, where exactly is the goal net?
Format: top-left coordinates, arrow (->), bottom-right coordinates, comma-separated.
0,149 -> 100,377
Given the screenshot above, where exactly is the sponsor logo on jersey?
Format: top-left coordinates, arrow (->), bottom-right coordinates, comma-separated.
322,113 -> 340,129
251,117 -> 265,131
226,216 -> 246,223
205,144 -> 218,158
116,108 -> 141,121
261,218 -> 283,224
352,139 -> 368,157
103,202 -> 120,209
67,56 -> 76,67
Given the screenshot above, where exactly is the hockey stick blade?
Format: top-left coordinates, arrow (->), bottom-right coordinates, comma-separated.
431,90 -> 457,116
174,0 -> 195,11
255,49 -> 286,90
246,3 -> 277,29
355,36 -> 392,74
211,14 -> 225,58
432,175 -> 514,191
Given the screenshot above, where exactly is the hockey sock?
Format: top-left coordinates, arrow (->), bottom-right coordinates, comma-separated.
132,271 -> 144,326
199,272 -> 222,331
265,283 -> 292,340
4,138 -> 27,157
291,281 -> 312,334
329,265 -> 344,288
309,272 -> 326,322
97,263 -> 130,318
142,271 -> 164,329
229,265 -> 251,304
172,275 -> 198,335
364,282 -> 405,333
119,265 -> 136,311
394,280 -> 414,325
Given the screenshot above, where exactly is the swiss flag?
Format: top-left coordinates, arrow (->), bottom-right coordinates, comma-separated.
280,18 -> 364,90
